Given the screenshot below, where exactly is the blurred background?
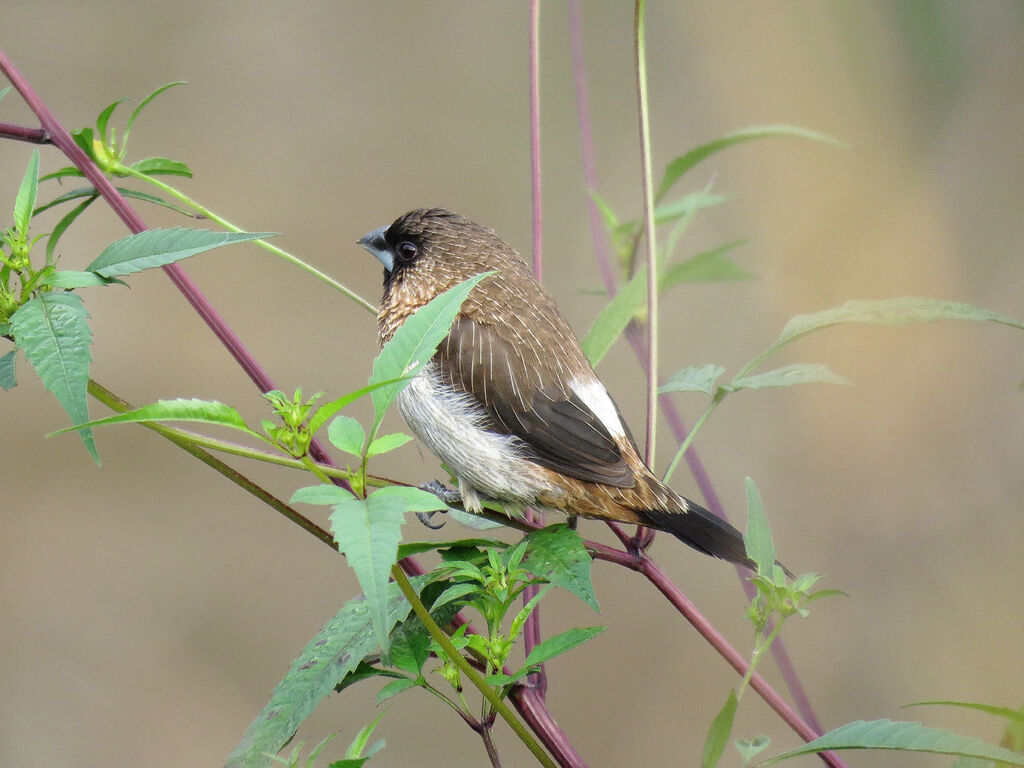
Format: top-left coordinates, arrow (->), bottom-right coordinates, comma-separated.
2,3 -> 1022,767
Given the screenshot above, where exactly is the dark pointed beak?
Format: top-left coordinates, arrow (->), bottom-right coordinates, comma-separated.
357,226 -> 393,272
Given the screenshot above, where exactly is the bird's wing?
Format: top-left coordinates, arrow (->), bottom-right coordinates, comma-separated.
437,315 -> 635,487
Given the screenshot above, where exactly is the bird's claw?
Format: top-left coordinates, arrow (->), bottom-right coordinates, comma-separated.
416,479 -> 462,530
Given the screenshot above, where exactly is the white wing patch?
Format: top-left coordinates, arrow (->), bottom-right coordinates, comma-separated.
570,376 -> 626,439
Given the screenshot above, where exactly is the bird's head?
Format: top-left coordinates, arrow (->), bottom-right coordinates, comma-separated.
358,208 -> 519,300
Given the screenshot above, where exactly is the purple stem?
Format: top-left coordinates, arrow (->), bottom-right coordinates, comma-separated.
0,120 -> 49,143
564,6 -> 828,743
0,49 -> 345,484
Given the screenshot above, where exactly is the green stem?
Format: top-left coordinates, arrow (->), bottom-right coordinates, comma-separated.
737,620 -> 784,701
390,566 -> 558,768
634,0 -> 659,469
87,379 -> 338,550
661,390 -> 725,484
121,167 -> 377,314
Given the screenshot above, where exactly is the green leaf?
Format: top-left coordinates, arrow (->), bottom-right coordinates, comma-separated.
396,538 -> 505,560
520,626 -> 605,671
40,270 -> 121,289
291,484 -> 352,506
0,349 -> 16,390
370,272 -> 492,419
14,150 -> 40,235
904,700 -> 1024,724
334,661 -> 405,696
659,364 -> 726,395
702,690 -> 738,768
71,127 -> 95,160
86,228 -> 274,277
129,157 -> 193,178
9,293 -> 96,462
38,166 -> 85,183
96,98 -> 127,143
307,377 -> 411,437
446,508 -> 507,531
655,125 -> 844,203
46,197 -> 95,264
727,363 -> 851,392
224,581 -> 420,768
375,676 -> 419,705
734,735 -> 771,765
743,477 -> 775,576
587,188 -> 620,232
581,265 -> 646,367
48,397 -> 253,437
0,85 -> 10,103
761,719 -> 1024,766
328,414 -> 365,456
124,81 -> 187,145
366,432 -> 413,457
521,524 -> 599,611
329,487 -> 421,651
34,186 -> 193,218
344,709 -> 388,760
774,298 -> 1024,352
661,241 -> 753,286
428,582 -> 480,612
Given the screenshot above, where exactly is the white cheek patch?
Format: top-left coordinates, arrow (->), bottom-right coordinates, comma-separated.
570,376 -> 627,439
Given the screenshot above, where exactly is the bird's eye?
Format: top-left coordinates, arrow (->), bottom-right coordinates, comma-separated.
396,240 -> 419,262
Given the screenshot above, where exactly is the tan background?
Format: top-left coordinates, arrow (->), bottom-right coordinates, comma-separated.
2,3 -> 1022,767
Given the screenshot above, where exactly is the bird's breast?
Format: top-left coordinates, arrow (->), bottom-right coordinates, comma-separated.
396,363 -> 557,509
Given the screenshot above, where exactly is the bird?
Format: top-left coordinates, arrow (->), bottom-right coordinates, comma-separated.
357,207 -> 754,569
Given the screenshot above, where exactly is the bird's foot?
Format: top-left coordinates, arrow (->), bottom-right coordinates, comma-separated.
416,479 -> 461,529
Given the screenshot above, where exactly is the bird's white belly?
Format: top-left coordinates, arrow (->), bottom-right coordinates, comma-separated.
396,365 -> 556,512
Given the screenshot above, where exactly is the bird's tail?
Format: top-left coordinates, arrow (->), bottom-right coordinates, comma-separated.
641,500 -> 755,570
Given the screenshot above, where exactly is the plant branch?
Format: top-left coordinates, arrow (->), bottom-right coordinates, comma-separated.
0,120 -> 50,144
0,48 -> 351,492
391,565 -> 558,768
633,0 -> 659,472
87,379 -> 337,550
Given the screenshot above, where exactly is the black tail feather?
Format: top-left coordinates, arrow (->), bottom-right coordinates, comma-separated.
642,502 -> 755,570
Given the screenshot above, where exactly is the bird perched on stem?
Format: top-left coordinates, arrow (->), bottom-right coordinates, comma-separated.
358,208 -> 754,569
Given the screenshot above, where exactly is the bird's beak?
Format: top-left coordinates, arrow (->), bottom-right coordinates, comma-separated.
357,226 -> 393,272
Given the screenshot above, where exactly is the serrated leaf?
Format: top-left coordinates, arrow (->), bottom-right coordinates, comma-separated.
375,486 -> 447,513
48,397 -> 253,437
521,524 -> 599,610
334,661 -> 406,696
702,690 -> 738,768
291,484 -> 353,506
370,273 -> 492,420
728,363 -> 850,392
329,487 -> 414,651
761,719 -> 1024,766
366,432 -> 413,457
328,414 -> 365,456
129,157 -> 193,178
375,676 -> 419,705
41,270 -> 121,289
656,125 -> 844,203
14,150 -> 40,235
659,364 -> 726,395
86,228 -> 274,277
9,293 -> 96,462
0,349 -> 16,390
661,241 -> 753,286
224,580 -> 420,768
520,626 -> 604,672
743,477 -> 774,576
774,298 -> 1024,352
581,265 -> 646,367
